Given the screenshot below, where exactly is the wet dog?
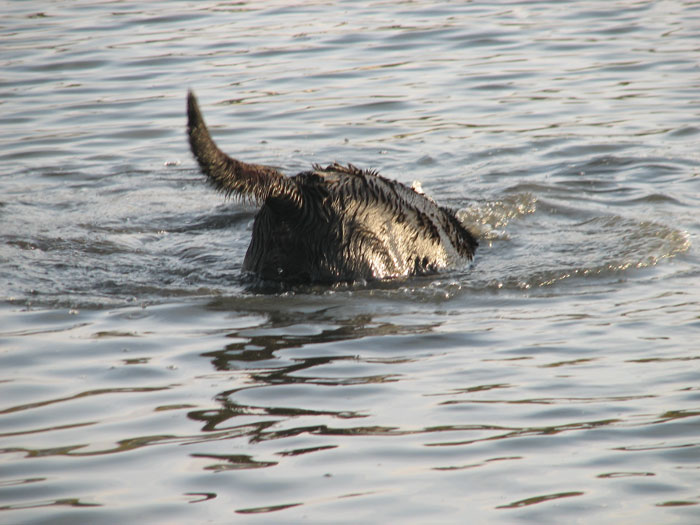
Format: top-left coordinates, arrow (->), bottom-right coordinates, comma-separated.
187,91 -> 477,283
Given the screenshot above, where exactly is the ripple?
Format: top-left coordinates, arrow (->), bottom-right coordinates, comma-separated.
496,491 -> 584,509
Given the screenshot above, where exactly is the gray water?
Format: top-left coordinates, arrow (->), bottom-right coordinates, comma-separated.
1,1 -> 699,523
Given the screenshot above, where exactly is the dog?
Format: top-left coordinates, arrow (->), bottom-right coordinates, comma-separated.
187,91 -> 477,283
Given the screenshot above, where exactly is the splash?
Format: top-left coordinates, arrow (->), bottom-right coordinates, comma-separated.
462,195 -> 691,292
458,192 -> 538,241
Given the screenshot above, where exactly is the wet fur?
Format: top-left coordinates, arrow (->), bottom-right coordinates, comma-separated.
187,91 -> 477,283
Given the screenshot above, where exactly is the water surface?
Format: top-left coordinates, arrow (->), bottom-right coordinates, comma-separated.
1,1 -> 699,523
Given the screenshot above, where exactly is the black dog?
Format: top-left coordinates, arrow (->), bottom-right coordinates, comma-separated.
187,91 -> 477,283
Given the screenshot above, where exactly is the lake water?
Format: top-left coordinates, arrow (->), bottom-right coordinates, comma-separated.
1,1 -> 699,523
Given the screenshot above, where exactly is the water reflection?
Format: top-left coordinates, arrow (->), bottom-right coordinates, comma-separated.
191,452 -> 277,471
183,299 -> 644,477
201,301 -> 435,368
189,306 -> 436,446
496,491 -> 584,509
425,418 -> 621,448
0,498 -> 103,512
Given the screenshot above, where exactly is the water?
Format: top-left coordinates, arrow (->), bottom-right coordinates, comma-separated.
1,1 -> 699,523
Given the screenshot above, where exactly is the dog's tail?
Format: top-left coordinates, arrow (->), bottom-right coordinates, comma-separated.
187,91 -> 301,207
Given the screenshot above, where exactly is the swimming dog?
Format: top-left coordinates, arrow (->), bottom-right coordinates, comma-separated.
187,91 -> 477,283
